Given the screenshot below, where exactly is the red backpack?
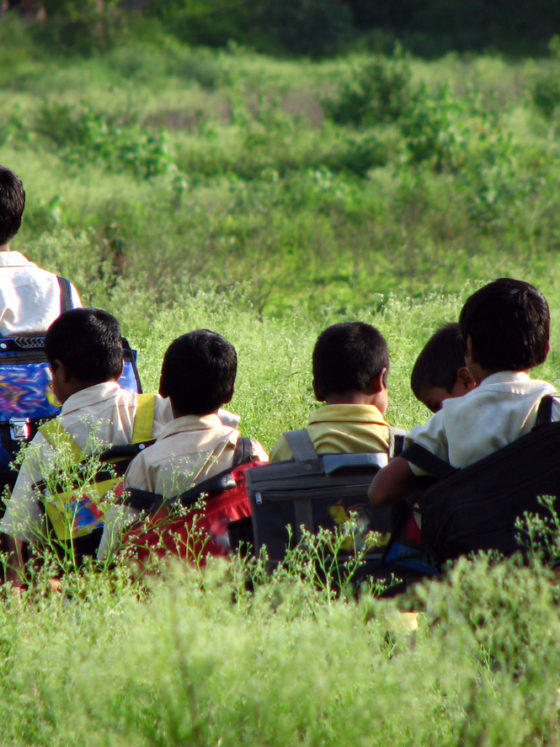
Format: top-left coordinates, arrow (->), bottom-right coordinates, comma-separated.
117,438 -> 263,567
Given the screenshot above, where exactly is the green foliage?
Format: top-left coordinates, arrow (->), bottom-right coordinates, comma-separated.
325,50 -> 417,126
33,0 -> 125,54
253,0 -> 354,57
144,0 -> 353,56
34,101 -> 178,179
532,72 -> 560,119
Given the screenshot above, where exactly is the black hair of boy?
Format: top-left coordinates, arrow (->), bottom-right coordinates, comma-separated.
159,330 -> 237,416
313,322 -> 388,397
459,278 -> 549,372
0,166 -> 25,246
411,322 -> 465,399
45,308 -> 123,383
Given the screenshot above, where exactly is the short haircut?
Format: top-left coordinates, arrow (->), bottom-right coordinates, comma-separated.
459,278 -> 550,371
45,308 -> 123,383
0,166 -> 25,245
411,323 -> 465,399
313,322 -> 388,397
159,330 -> 237,415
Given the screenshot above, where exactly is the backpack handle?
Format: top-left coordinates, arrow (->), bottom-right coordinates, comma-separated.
284,429 -> 318,463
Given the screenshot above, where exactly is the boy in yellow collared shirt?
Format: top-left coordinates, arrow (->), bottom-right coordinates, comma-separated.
270,322 -> 391,461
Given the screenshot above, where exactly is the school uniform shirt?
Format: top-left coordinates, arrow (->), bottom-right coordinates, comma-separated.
0,382 -> 173,543
0,251 -> 82,335
97,413 -> 268,558
406,371 -> 560,474
269,403 -> 391,462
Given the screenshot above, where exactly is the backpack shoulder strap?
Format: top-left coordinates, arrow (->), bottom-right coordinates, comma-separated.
389,426 -> 407,458
401,442 -> 457,481
284,428 -> 317,462
535,395 -> 556,427
39,418 -> 84,462
132,393 -> 157,443
233,436 -> 255,467
56,276 -> 73,313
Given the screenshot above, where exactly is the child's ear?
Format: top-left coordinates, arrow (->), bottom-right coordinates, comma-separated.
370,367 -> 388,393
55,360 -> 71,383
313,379 -> 325,402
223,384 -> 235,404
457,365 -> 476,392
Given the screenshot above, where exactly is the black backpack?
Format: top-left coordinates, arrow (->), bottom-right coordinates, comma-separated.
403,395 -> 560,567
245,429 -> 397,564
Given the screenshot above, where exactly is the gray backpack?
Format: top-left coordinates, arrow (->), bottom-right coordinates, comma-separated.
245,429 -> 400,563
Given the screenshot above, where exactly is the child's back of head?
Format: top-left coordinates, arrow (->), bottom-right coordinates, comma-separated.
312,322 -> 388,409
45,308 -> 123,386
159,329 -> 237,416
411,322 -> 475,412
459,277 -> 550,380
0,166 -> 25,247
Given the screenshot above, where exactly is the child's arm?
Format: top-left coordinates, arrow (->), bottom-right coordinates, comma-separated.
368,456 -> 419,507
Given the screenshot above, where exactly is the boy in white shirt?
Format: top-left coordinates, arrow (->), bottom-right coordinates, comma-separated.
1,308 -> 173,584
0,166 -> 81,335
369,278 -> 558,507
99,329 -> 267,558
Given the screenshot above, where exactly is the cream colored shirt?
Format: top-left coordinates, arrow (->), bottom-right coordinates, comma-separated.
0,382 -> 173,542
406,371 -> 560,474
98,413 -> 268,558
0,251 -> 81,335
124,413 -> 268,496
270,403 -> 390,462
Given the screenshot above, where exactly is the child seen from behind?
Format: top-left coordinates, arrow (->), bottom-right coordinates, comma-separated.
270,321 -> 392,461
99,329 -> 268,557
369,278 -> 558,508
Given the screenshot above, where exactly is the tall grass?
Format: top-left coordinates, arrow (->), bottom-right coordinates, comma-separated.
2,22 -> 560,744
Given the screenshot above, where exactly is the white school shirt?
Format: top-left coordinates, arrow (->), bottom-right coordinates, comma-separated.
0,382 -> 173,542
97,413 -> 268,559
406,371 -> 560,474
0,251 -> 81,335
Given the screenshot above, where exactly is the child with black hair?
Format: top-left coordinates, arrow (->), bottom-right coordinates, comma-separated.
0,165 -> 81,334
270,322 -> 391,461
411,322 -> 476,413
0,308 -> 173,581
369,278 -> 559,508
99,330 -> 267,557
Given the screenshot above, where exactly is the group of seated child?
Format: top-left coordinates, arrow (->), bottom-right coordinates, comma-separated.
0,165 -> 557,583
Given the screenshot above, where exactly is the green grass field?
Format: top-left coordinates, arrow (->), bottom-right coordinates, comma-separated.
2,16 -> 560,744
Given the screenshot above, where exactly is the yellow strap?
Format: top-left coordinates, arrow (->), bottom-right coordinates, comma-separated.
39,391 -> 156,460
39,418 -> 84,462
131,392 -> 157,443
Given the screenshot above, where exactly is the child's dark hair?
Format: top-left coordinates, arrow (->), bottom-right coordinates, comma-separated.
160,330 -> 237,415
0,166 -> 25,246
313,322 -> 388,397
411,323 -> 465,399
45,308 -> 123,383
459,278 -> 550,371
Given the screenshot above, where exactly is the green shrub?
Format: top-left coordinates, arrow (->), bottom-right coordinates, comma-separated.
532,73 -> 560,119
33,101 -> 177,179
325,51 -> 417,126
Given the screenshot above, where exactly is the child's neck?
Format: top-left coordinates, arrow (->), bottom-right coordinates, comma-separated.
324,392 -> 380,406
476,367 -> 529,385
